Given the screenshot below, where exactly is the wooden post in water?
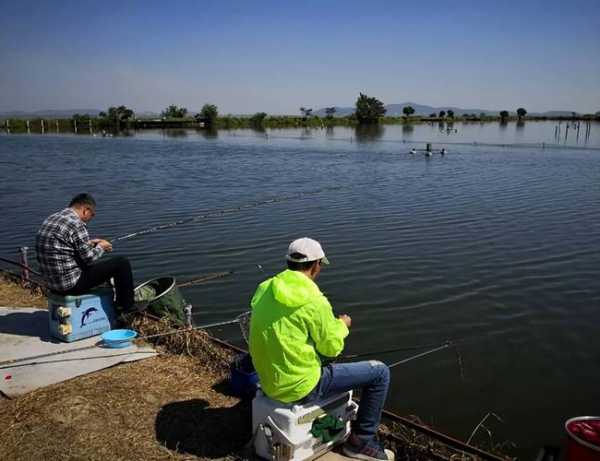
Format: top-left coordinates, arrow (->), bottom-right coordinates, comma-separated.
41,119 -> 45,134
74,119 -> 78,134
26,120 -> 30,133
55,120 -> 59,133
6,119 -> 10,134
89,119 -> 92,135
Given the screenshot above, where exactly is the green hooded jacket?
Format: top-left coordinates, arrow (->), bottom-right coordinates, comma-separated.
249,269 -> 349,403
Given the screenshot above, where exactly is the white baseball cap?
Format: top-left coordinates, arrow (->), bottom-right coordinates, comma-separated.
286,237 -> 330,265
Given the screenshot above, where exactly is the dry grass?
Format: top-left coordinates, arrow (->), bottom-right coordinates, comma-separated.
0,274 -> 46,308
128,314 -> 234,375
0,356 -> 252,461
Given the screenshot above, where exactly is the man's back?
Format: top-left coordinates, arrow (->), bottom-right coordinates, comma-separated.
249,269 -> 348,403
36,207 -> 102,292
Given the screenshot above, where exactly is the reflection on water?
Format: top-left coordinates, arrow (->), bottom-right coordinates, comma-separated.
3,121 -> 599,148
250,125 -> 266,134
199,128 -> 218,139
354,123 -> 385,142
401,123 -> 414,134
163,129 -> 188,138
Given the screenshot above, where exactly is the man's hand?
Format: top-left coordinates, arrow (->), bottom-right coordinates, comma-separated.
92,239 -> 113,252
339,314 -> 352,328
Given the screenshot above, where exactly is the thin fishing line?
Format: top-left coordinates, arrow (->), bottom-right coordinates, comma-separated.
176,271 -> 233,287
111,186 -> 344,243
341,342 -> 446,360
387,341 -> 452,368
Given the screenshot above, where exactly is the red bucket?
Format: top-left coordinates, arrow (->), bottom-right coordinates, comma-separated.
565,417 -> 600,461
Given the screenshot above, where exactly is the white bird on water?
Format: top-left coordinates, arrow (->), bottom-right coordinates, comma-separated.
410,148 -> 416,154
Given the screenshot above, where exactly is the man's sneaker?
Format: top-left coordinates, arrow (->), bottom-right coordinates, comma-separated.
342,434 -> 395,461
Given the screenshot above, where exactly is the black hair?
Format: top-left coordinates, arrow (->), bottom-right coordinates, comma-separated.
286,252 -> 319,271
69,193 -> 96,208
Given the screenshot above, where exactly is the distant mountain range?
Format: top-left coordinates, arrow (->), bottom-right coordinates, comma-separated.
0,105 -> 582,119
314,103 -> 577,117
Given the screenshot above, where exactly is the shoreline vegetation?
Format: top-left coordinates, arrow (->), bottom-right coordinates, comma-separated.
2,95 -> 599,135
0,274 -> 515,460
2,113 -> 599,135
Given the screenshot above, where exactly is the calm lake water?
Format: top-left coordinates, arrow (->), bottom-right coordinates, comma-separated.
1,121 -> 599,458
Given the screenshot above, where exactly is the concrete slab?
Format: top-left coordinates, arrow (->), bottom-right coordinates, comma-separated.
0,307 -> 156,398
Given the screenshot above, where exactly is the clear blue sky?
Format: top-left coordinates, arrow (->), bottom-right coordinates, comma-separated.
1,0 -> 599,114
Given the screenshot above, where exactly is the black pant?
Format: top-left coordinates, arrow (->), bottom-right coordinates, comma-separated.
64,256 -> 134,310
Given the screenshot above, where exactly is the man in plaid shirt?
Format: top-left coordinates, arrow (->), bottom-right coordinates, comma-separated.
36,193 -> 135,312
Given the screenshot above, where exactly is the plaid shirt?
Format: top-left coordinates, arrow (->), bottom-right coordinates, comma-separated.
36,208 -> 104,292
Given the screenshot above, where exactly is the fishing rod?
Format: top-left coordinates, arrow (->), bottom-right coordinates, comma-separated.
175,263 -> 267,289
111,186 -> 343,243
0,311 -> 250,369
176,271 -> 234,288
0,256 -> 42,277
386,341 -> 452,368
341,342 -> 448,360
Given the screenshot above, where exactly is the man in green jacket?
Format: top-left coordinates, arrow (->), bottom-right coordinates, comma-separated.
250,237 -> 393,461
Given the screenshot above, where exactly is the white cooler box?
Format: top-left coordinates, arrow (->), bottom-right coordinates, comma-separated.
252,388 -> 358,461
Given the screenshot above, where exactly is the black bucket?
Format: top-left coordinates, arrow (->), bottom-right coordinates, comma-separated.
134,277 -> 188,326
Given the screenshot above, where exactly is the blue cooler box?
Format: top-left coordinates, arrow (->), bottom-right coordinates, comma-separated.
48,286 -> 116,342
